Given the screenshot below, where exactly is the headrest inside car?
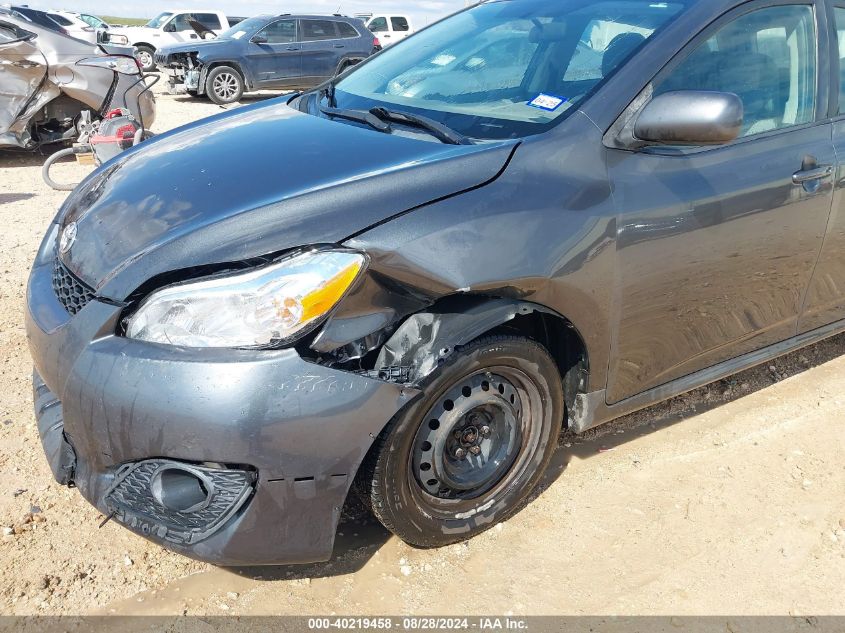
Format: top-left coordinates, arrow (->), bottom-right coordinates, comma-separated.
529,22 -> 569,43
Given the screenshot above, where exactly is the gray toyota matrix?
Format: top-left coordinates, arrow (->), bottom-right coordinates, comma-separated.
26,0 -> 845,565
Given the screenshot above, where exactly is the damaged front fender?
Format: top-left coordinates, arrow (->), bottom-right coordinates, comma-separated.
372,299 -> 560,385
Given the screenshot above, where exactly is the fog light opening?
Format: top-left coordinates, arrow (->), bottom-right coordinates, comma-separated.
151,468 -> 212,513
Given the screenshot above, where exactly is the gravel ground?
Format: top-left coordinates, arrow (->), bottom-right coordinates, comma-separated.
0,81 -> 844,617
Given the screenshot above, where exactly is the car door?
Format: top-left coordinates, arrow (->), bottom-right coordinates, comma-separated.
0,21 -> 46,145
367,16 -> 391,45
605,2 -> 835,404
162,13 -> 199,45
390,17 -> 411,43
801,2 -> 845,332
299,19 -> 343,82
247,18 -> 300,87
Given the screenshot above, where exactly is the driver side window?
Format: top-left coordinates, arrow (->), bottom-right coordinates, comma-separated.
655,5 -> 816,137
256,19 -> 296,44
169,14 -> 194,32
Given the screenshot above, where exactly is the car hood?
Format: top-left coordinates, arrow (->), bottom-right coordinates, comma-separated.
58,99 -> 517,300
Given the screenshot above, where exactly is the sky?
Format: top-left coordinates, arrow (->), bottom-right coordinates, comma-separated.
21,0 -> 472,27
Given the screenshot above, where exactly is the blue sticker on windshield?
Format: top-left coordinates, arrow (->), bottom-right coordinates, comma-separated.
527,94 -> 567,111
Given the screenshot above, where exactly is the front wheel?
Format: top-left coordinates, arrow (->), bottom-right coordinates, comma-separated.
136,45 -> 156,73
205,66 -> 244,105
364,336 -> 564,548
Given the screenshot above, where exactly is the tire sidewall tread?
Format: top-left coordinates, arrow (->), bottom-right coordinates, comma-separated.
205,65 -> 244,105
364,335 -> 564,548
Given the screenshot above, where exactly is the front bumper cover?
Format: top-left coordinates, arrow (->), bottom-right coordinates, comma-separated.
26,238 -> 418,565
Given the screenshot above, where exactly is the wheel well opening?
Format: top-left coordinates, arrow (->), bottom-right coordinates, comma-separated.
484,311 -> 589,416
204,62 -> 246,90
207,62 -> 244,76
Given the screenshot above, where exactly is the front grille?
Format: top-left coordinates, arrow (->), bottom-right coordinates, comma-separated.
105,460 -> 256,545
52,257 -> 96,316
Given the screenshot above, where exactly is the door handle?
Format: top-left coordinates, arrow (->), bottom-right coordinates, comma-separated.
792,165 -> 833,184
334,44 -> 345,48
11,60 -> 39,69
286,46 -> 300,51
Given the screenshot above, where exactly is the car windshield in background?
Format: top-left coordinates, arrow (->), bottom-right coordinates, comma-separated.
80,14 -> 106,28
219,16 -> 266,39
335,0 -> 688,139
146,12 -> 173,29
47,13 -> 73,26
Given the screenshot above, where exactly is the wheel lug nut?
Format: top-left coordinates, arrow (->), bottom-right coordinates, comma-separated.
454,430 -> 463,440
470,446 -> 482,456
455,448 -> 467,459
480,426 -> 491,437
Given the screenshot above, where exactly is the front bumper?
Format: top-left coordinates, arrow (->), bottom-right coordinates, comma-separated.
26,233 -> 416,565
161,65 -> 201,93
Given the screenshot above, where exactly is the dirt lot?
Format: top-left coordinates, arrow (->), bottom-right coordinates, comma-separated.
1,82 -> 844,618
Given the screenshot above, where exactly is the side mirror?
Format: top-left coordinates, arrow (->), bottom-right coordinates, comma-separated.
164,22 -> 176,33
251,34 -> 268,44
634,90 -> 743,146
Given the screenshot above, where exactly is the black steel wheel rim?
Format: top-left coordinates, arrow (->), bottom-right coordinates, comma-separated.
411,367 -> 542,504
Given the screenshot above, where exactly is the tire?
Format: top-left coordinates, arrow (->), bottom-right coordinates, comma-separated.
136,45 -> 156,73
205,66 -> 244,105
363,335 -> 564,548
335,61 -> 350,77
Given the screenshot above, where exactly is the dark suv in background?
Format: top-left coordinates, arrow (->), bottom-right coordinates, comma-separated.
156,14 -> 377,104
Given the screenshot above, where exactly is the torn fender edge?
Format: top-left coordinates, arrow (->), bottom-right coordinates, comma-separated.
373,298 -> 559,386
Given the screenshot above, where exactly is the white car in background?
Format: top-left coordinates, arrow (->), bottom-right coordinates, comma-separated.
45,10 -> 106,42
107,9 -> 246,72
362,14 -> 414,46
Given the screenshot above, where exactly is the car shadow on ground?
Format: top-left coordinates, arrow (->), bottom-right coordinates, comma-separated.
226,494 -> 392,582
541,331 -> 845,490
0,149 -> 70,169
226,331 -> 845,582
171,93 -> 284,105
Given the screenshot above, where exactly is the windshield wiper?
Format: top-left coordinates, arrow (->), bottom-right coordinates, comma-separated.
319,105 -> 392,133
369,107 -> 472,145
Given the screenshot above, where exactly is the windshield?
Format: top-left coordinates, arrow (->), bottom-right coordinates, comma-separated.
80,14 -> 107,28
335,0 -> 688,139
146,12 -> 173,29
219,15 -> 268,39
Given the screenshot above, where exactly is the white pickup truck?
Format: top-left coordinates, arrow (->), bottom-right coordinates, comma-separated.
107,10 -> 246,72
357,14 -> 415,47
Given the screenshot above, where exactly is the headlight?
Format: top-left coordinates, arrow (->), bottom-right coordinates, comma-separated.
125,251 -> 366,348
77,55 -> 140,75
